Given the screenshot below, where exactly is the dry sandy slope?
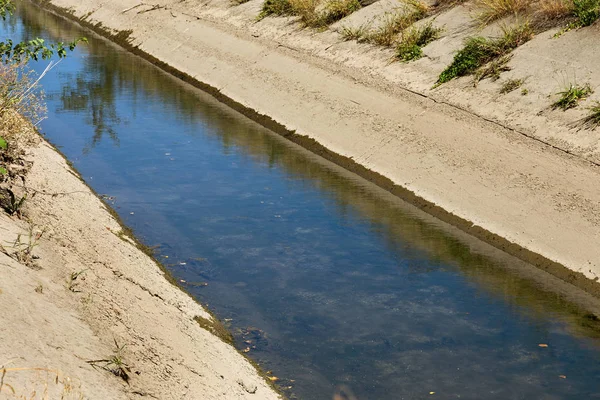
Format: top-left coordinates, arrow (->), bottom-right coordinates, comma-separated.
37,0 -> 600,289
0,141 -> 280,399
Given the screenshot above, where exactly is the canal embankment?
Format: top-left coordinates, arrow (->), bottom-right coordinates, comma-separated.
34,0 -> 600,295
0,142 -> 281,397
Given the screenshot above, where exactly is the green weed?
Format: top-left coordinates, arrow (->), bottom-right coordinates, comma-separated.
436,22 -> 533,85
552,83 -> 593,110
87,339 -> 131,382
396,23 -> 442,61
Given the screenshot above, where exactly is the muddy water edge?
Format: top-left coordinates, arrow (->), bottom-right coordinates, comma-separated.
6,2 -> 600,399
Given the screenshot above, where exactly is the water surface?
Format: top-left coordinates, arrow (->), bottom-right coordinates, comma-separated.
5,5 -> 600,399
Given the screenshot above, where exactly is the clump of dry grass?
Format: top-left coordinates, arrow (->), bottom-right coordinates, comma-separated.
474,0 -> 530,25
320,0 -> 362,25
259,0 -> 361,26
500,77 -> 524,93
537,0 -> 574,20
339,22 -> 372,40
363,0 -> 429,46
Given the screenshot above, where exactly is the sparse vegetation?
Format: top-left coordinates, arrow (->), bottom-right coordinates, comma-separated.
473,54 -> 512,83
552,83 -> 593,110
67,269 -> 87,292
396,22 -> 442,61
87,339 -> 131,382
500,78 -> 524,93
339,23 -> 372,41
436,22 -> 534,85
3,224 -> 44,267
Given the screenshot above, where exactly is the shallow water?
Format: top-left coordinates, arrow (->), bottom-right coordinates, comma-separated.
4,4 -> 600,399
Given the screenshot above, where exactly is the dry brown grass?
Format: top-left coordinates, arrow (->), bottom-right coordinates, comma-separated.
474,0 -> 531,25
287,0 -> 321,25
537,0 -> 574,19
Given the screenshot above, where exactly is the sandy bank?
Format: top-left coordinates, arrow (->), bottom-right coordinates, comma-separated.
0,140 -> 281,398
33,0 -> 600,295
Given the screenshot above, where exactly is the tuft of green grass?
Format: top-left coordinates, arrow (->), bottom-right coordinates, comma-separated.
552,83 -> 593,110
87,339 -> 131,382
500,78 -> 524,93
580,101 -> 600,129
396,23 -> 442,61
436,22 -> 533,85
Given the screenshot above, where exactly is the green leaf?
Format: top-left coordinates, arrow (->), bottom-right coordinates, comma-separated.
0,167 -> 7,175
0,136 -> 7,150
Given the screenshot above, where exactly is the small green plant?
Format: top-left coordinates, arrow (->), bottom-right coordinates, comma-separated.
5,224 -> 44,267
436,22 -> 533,85
67,269 -> 87,292
396,22 -> 442,61
552,83 -> 593,110
87,339 -> 131,382
521,87 -> 529,95
500,78 -> 524,93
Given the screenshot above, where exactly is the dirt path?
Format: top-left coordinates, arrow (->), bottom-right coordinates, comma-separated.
0,141 -> 281,399
37,0 -> 600,293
